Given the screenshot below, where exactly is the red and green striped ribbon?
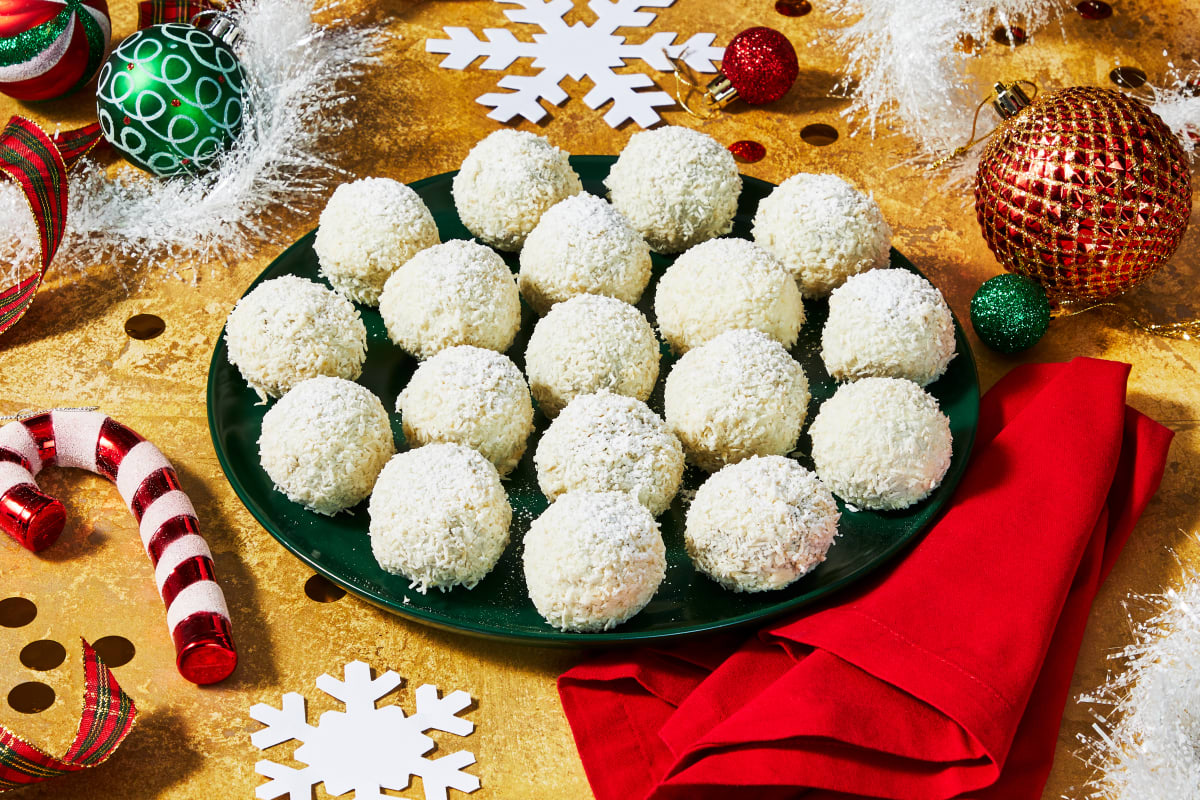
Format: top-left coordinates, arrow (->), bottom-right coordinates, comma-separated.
0,118 -> 102,337
0,640 -> 136,791
137,0 -> 214,28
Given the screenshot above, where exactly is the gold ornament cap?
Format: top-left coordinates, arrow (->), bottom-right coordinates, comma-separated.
991,81 -> 1032,119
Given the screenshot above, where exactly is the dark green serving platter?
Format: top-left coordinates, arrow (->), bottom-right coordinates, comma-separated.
207,155 -> 980,645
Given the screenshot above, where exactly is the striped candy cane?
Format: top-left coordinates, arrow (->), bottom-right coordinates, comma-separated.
0,410 -> 236,685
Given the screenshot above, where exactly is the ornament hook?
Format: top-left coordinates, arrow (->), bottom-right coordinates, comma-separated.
928,79 -> 1038,169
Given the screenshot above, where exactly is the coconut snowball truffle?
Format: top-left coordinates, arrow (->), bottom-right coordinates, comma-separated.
523,491 -> 665,632
809,377 -> 953,511
605,126 -> 741,254
379,239 -> 521,360
368,444 -> 511,593
821,268 -> 957,386
664,329 -> 810,472
225,275 -> 367,401
518,193 -> 652,314
397,345 -> 533,476
524,294 -> 659,418
313,177 -> 440,306
752,173 -> 893,297
686,456 -> 840,592
535,392 -> 684,516
258,377 -> 394,516
452,130 -> 582,252
654,238 -> 804,354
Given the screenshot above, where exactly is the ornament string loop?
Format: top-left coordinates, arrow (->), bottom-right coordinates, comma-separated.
928,79 -> 1038,169
1057,302 -> 1200,341
669,50 -> 720,119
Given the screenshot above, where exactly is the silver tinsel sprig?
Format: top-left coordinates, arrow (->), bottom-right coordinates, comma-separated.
1076,540 -> 1200,800
0,0 -> 391,287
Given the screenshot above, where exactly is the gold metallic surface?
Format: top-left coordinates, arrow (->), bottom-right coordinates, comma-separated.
1,2 -> 1199,797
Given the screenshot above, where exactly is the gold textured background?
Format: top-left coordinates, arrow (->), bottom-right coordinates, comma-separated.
2,1 -> 1199,797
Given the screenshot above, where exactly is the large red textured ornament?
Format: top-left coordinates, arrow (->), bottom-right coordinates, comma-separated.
975,84 -> 1191,304
0,0 -> 111,101
714,26 -> 798,105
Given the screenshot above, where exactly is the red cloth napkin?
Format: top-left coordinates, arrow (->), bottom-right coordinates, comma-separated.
558,357 -> 1173,800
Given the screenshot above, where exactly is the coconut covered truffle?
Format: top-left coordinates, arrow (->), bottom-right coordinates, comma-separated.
809,377 -> 952,511
452,130 -> 582,252
368,444 -> 511,593
258,377 -> 394,515
654,238 -> 804,354
397,345 -> 533,476
518,193 -> 652,314
664,329 -> 810,472
313,177 -> 440,306
752,172 -> 893,297
379,239 -> 521,360
535,392 -> 684,516
524,294 -> 659,418
821,268 -> 957,386
605,126 -> 741,254
686,456 -> 840,592
523,491 -> 665,632
225,275 -> 367,401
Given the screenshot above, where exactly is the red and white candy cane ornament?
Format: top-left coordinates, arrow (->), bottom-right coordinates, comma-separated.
0,409 -> 237,685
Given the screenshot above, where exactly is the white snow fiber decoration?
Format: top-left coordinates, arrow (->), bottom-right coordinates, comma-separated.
822,0 -> 1064,154
0,0 -> 389,288
1077,549 -> 1200,800
250,660 -> 479,800
426,0 -> 724,128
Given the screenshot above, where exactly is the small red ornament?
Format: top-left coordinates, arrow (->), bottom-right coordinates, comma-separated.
728,139 -> 766,162
0,0 -> 112,101
975,83 -> 1192,305
714,27 -> 799,106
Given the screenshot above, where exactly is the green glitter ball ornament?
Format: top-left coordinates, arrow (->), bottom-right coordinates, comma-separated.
970,274 -> 1051,354
95,21 -> 246,177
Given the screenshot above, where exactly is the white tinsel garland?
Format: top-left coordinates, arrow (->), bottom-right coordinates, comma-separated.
0,0 -> 389,288
1149,61 -> 1200,154
823,0 -> 1064,154
1077,549 -> 1200,799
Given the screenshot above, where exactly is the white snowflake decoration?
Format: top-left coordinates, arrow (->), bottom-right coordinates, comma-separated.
426,0 -> 724,128
250,661 -> 479,800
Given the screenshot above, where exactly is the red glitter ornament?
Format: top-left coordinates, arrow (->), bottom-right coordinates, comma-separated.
975,83 -> 1192,305
729,139 -> 766,162
718,27 -> 799,105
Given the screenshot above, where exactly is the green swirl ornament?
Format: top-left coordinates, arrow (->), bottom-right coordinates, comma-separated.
95,22 -> 246,177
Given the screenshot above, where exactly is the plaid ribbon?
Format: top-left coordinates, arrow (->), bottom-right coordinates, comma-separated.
0,640 -> 137,791
137,0 -> 215,27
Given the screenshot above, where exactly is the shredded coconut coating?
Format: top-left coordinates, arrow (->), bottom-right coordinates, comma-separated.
752,172 -> 893,297
522,491 -> 665,632
518,193 -> 652,315
605,126 -> 741,254
397,345 -> 534,476
535,392 -> 684,516
821,268 -> 957,387
809,377 -> 952,511
225,275 -> 367,402
654,238 -> 804,354
258,377 -> 395,516
368,443 -> 511,593
313,177 -> 441,306
664,329 -> 810,472
379,239 -> 522,360
452,130 -> 582,252
686,456 -> 840,592
524,294 -> 660,418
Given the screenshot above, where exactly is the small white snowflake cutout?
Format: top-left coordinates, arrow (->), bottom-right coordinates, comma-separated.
250,661 -> 479,800
426,0 -> 725,128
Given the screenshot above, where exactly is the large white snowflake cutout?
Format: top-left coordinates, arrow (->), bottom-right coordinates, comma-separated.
250,661 -> 478,800
426,0 -> 724,128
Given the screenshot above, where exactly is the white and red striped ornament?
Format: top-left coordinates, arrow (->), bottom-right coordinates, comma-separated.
0,409 -> 236,685
0,0 -> 111,101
